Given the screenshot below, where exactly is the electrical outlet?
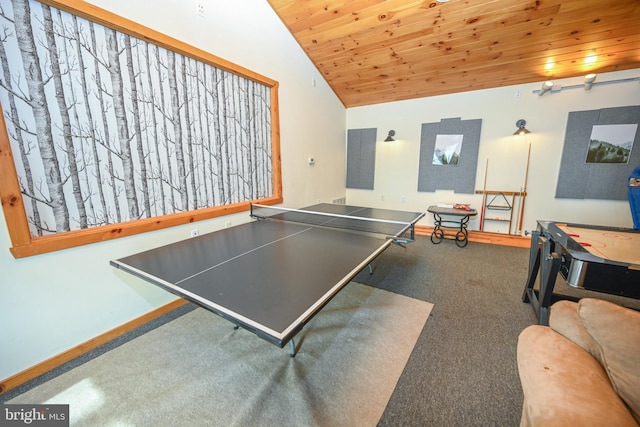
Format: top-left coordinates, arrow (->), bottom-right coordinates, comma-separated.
401,196 -> 406,202
225,221 -> 232,228
197,3 -> 204,17
514,89 -> 521,98
190,229 -> 199,237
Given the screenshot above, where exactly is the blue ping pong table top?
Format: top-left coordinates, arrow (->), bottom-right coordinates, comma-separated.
110,203 -> 424,348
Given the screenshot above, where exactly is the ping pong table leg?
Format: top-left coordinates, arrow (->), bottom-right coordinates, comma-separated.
289,339 -> 296,357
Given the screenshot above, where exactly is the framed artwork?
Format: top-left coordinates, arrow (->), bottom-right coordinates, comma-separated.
433,134 -> 463,166
0,0 -> 282,257
586,124 -> 637,164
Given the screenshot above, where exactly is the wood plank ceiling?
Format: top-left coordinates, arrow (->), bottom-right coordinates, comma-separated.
267,0 -> 640,108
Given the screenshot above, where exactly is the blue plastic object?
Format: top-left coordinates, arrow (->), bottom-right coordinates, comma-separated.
629,166 -> 640,229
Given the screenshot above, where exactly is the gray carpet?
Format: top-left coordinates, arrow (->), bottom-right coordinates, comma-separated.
354,237 -> 537,426
363,236 -> 640,426
7,282 -> 432,426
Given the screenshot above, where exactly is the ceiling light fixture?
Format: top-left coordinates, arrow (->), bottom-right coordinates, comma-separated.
384,130 -> 396,142
532,76 -> 640,95
513,119 -> 530,136
584,73 -> 597,90
538,81 -> 553,96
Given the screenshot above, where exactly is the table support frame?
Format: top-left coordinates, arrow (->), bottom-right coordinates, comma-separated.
522,230 -> 564,325
430,211 -> 473,248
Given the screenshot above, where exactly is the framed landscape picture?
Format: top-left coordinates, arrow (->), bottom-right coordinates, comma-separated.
586,124 -> 637,164
432,134 -> 463,166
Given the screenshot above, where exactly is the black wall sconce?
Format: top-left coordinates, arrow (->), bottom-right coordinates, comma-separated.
384,130 -> 396,142
513,119 -> 530,136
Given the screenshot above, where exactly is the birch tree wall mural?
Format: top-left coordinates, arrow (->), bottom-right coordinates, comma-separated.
0,0 -> 281,257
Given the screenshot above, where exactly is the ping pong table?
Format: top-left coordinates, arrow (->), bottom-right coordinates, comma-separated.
110,203 -> 424,356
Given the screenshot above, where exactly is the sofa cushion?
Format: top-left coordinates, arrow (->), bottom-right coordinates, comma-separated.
579,298 -> 640,423
549,300 -> 600,359
517,325 -> 638,427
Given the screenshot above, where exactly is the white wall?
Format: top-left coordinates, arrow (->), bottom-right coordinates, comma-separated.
346,69 -> 640,234
0,0 -> 346,380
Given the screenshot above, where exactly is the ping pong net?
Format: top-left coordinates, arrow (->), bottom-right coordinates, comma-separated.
250,203 -> 416,243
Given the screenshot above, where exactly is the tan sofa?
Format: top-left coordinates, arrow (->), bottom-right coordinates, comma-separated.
517,298 -> 640,426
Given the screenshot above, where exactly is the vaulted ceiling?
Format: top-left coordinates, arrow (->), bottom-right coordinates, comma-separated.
267,0 -> 640,108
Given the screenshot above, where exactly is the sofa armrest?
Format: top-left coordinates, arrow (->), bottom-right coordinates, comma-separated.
517,325 -> 637,427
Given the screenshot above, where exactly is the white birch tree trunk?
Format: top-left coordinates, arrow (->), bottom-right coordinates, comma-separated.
12,0 -> 69,232
105,27 -> 139,219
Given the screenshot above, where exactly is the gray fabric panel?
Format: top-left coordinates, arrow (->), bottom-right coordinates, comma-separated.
418,117 -> 482,194
555,106 -> 640,200
455,119 -> 482,193
346,128 -> 377,190
555,110 -> 600,198
417,122 -> 440,192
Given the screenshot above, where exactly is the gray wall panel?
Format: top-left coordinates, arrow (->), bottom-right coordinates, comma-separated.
346,128 -> 377,190
418,117 -> 482,194
555,106 -> 640,200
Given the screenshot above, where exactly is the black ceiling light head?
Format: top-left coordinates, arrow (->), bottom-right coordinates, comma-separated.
384,130 -> 396,142
514,119 -> 530,136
